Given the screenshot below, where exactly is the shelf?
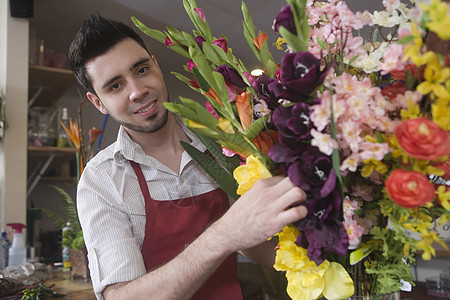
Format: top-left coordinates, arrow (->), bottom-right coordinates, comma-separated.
28,64 -> 75,107
27,146 -> 77,196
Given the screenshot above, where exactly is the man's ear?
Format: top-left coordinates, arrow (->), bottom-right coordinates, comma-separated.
86,92 -> 108,115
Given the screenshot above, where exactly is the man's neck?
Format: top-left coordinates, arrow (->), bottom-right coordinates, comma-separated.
125,114 -> 191,173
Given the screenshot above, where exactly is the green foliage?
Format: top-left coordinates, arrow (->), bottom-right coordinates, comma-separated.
181,141 -> 239,201
22,284 -> 65,299
366,227 -> 416,295
39,186 -> 84,251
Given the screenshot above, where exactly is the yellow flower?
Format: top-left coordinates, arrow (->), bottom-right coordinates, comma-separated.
275,37 -> 286,50
432,98 -> 450,130
421,0 -> 450,40
361,159 -> 388,177
274,226 -> 354,300
437,185 -> 450,210
417,231 -> 448,260
233,155 -> 272,195
416,59 -> 450,97
400,99 -> 421,120
403,22 -> 424,65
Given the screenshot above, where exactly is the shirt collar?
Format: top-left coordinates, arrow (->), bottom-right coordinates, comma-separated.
112,124 -> 207,166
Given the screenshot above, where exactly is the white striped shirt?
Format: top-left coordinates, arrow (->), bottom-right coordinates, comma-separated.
77,125 -> 218,299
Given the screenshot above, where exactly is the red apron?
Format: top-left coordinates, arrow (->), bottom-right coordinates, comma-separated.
130,161 -> 242,300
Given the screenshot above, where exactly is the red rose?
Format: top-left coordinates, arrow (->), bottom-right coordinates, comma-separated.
395,118 -> 450,160
385,169 -> 435,208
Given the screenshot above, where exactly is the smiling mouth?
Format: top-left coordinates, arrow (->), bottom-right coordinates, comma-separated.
135,101 -> 156,114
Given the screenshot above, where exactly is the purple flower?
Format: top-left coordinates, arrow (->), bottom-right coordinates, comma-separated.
272,5 -> 297,35
269,142 -> 305,165
272,102 -> 315,141
293,189 -> 348,263
287,145 -> 336,198
195,35 -> 206,50
216,65 -> 247,88
253,75 -> 280,109
281,52 -> 329,100
213,38 -> 228,52
295,210 -> 349,263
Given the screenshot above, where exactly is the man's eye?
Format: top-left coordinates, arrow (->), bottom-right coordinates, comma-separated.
110,83 -> 121,91
138,67 -> 148,75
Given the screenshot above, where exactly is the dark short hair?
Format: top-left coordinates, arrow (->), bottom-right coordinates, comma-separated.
68,13 -> 149,94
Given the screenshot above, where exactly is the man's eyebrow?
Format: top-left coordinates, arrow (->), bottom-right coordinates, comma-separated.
101,75 -> 121,90
101,58 -> 151,90
131,58 -> 151,71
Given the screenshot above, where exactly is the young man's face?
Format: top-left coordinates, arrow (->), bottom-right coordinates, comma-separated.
86,38 -> 169,134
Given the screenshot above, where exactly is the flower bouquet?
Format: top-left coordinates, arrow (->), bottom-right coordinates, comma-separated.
133,0 -> 450,298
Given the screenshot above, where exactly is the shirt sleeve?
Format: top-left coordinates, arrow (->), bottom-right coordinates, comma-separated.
77,166 -> 147,299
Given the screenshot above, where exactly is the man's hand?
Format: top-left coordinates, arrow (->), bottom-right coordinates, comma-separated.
215,176 -> 308,253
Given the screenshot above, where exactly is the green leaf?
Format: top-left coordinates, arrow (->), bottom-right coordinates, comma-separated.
190,130 -> 241,174
179,96 -> 220,128
192,67 -> 211,91
317,37 -> 328,50
241,2 -> 257,38
405,71 -> 415,90
202,42 -> 222,66
168,45 -> 190,58
170,71 -> 193,86
244,114 -> 270,140
347,54 -> 360,66
327,88 -> 344,191
279,26 -> 308,52
131,17 -> 166,43
372,27 -> 380,43
181,141 -> 239,201
397,35 -> 414,45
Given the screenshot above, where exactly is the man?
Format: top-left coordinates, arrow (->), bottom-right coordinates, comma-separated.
69,14 -> 307,299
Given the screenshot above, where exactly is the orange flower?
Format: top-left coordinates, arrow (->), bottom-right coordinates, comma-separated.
253,32 -> 268,50
235,92 -> 252,130
385,169 -> 435,208
253,130 -> 279,155
204,88 -> 223,106
395,118 -> 450,160
61,118 -> 81,150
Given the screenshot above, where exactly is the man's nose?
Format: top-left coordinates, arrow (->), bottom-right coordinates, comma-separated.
128,80 -> 147,101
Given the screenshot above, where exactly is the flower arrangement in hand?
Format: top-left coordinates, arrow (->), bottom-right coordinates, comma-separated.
133,0 -> 450,298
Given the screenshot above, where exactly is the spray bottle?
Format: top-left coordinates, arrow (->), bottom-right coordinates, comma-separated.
0,230 -> 11,269
6,223 -> 27,267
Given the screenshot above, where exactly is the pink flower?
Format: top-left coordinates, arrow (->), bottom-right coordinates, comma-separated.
359,141 -> 390,161
165,36 -> 173,46
380,43 -> 405,75
311,129 -> 338,156
344,219 -> 364,249
213,38 -> 227,52
205,101 -> 219,120
194,8 -> 206,22
187,59 -> 197,71
343,196 -> 359,220
340,153 -> 360,173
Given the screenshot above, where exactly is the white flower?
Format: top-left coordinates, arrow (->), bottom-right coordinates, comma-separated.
372,10 -> 401,27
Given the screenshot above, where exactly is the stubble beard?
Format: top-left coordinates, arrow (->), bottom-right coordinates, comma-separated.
120,108 -> 169,133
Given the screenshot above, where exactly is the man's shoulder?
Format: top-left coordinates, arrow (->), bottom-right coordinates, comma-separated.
84,142 -> 117,170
